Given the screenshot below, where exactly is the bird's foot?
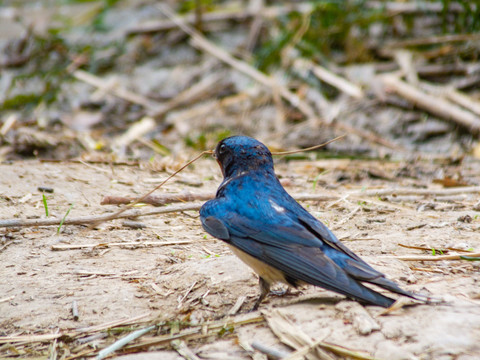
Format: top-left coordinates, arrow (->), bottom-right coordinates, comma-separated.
270,286 -> 302,297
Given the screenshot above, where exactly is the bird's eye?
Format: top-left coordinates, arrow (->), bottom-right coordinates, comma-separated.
218,144 -> 227,154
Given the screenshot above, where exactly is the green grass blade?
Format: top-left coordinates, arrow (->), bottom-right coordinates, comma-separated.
42,194 -> 49,217
57,203 -> 74,234
460,256 -> 480,261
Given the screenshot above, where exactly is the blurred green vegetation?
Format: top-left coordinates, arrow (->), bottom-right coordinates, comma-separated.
2,0 -> 479,159
185,129 -> 232,150
255,0 -> 480,71
4,0 -> 479,113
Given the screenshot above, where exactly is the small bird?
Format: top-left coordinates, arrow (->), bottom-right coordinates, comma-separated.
200,136 -> 424,310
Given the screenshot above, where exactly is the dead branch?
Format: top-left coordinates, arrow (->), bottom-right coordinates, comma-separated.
101,192 -> 338,206
0,202 -> 203,228
442,89 -> 480,117
100,192 -> 215,206
382,75 -> 480,135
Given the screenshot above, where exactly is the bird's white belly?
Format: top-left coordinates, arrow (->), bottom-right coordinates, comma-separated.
227,244 -> 287,284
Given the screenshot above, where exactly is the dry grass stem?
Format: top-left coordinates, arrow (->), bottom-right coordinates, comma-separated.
72,301 -> 79,321
124,314 -> 264,352
151,72 -> 227,119
95,325 -> 156,360
271,135 -> 346,155
264,308 -> 336,360
294,58 -> 364,98
398,243 -> 474,253
171,339 -> 202,360
178,281 -> 198,309
88,150 -> 211,228
251,341 -> 289,359
228,295 -> 247,315
392,252 -> 480,261
267,308 -> 380,359
72,70 -> 159,111
52,239 -> 206,251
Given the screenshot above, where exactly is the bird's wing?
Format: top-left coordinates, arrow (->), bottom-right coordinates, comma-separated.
294,210 -> 386,281
201,201 -> 395,307
287,203 -> 417,298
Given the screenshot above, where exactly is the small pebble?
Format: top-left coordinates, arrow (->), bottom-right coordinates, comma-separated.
457,214 -> 472,223
473,201 -> 480,211
122,221 -> 147,229
38,187 -> 54,193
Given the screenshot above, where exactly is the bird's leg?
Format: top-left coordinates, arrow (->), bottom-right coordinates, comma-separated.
252,277 -> 270,311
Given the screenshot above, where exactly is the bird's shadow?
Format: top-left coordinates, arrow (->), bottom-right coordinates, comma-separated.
272,294 -> 346,308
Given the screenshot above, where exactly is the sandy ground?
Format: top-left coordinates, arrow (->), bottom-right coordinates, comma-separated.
1,158 -> 480,359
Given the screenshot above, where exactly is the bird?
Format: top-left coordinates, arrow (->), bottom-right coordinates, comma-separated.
200,135 -> 425,310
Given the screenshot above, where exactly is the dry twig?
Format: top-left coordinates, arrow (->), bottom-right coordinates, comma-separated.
251,341 -> 288,359
51,239 -> 206,251
124,313 -> 263,352
95,325 -> 156,360
391,252 -> 480,261
0,202 -> 203,228
0,313 -> 151,344
382,75 -> 480,135
172,340 -> 202,360
101,192 -> 215,206
294,58 -> 364,99
397,243 -> 473,254
72,70 -> 159,111
265,309 -> 376,360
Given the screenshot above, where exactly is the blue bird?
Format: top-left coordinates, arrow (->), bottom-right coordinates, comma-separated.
200,136 -> 424,310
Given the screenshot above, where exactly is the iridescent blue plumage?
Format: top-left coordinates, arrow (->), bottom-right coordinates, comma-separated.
200,136 -> 421,309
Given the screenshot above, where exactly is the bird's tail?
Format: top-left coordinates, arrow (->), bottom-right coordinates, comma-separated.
304,273 -> 396,308
365,276 -> 442,304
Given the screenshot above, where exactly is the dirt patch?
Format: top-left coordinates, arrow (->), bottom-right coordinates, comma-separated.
1,158 -> 480,359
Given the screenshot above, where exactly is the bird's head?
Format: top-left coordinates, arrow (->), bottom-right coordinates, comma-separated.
214,136 -> 274,178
